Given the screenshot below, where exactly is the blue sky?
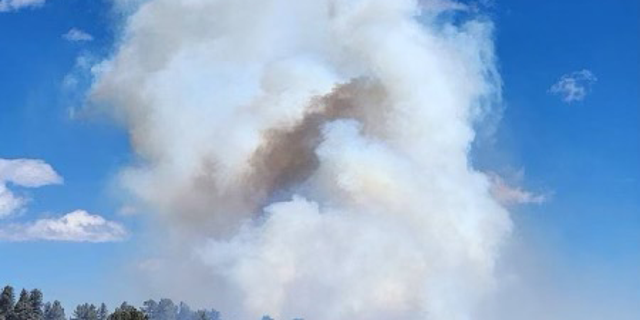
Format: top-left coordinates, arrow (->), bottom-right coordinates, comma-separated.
488,0 -> 639,313
0,0 -> 638,315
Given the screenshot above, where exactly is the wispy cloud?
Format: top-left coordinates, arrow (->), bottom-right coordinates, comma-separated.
117,205 -> 140,216
0,210 -> 128,242
0,0 -> 45,12
549,69 -> 597,103
488,171 -> 547,206
0,159 -> 63,218
63,28 -> 94,42
419,0 -> 468,11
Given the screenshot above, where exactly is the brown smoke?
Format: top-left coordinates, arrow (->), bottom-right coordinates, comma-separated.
149,79 -> 387,238
246,78 -> 389,210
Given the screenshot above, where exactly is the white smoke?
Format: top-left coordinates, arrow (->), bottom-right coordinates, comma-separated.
91,0 -> 511,319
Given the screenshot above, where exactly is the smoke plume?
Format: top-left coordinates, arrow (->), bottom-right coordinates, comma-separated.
91,0 -> 511,319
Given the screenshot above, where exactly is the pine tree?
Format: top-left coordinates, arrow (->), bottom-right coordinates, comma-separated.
72,304 -> 97,320
44,302 -> 65,320
88,305 -> 97,320
0,286 -> 15,320
205,311 -> 218,320
154,300 -> 176,320
175,303 -> 191,320
192,312 -> 206,320
43,304 -> 50,320
140,301 -> 156,320
192,310 -> 218,320
13,289 -> 33,320
29,290 -> 43,320
97,304 -> 108,320
108,304 -> 146,320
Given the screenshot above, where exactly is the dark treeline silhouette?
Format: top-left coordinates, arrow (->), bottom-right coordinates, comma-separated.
0,286 -> 299,320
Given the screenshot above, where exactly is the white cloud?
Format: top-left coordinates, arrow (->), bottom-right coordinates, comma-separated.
0,184 -> 28,217
0,158 -> 63,218
549,69 -> 597,103
488,172 -> 547,205
0,159 -> 128,242
0,158 -> 63,187
0,0 -> 45,12
62,28 -> 94,42
0,210 -> 128,242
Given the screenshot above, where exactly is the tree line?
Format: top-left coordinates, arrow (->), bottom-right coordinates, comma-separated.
0,286 -> 300,320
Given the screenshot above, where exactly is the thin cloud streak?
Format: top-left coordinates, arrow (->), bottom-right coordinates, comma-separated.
63,28 -> 94,42
0,0 -> 45,12
488,172 -> 547,206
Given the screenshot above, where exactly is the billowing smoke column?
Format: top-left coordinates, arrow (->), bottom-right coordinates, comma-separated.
92,0 -> 511,319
